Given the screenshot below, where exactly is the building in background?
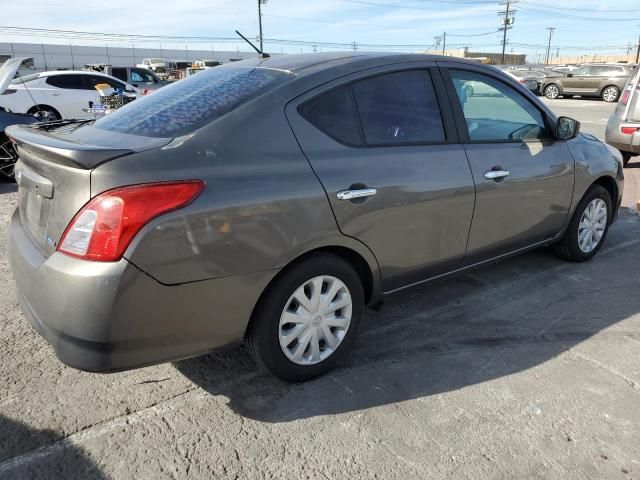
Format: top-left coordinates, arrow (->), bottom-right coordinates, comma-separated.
0,42 -> 259,71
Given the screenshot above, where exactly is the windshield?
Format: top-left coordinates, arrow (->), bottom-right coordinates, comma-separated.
149,59 -> 164,64
11,73 -> 39,84
95,66 -> 294,138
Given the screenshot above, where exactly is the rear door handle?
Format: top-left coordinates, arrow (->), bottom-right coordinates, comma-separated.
484,170 -> 510,180
337,188 -> 377,200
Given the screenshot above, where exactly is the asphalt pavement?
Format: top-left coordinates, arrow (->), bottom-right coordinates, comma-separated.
1,100 -> 640,479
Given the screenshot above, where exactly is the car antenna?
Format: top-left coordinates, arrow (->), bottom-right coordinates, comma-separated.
14,65 -> 46,121
235,30 -> 270,58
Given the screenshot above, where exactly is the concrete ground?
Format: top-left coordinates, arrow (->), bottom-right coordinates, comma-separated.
1,100 -> 640,479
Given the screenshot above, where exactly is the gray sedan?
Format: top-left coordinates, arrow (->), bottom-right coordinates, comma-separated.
7,53 -> 624,382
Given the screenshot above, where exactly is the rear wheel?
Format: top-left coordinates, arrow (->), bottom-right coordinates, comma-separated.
246,253 -> 364,382
0,133 -> 18,180
27,106 -> 61,122
555,185 -> 611,262
544,83 -> 560,99
621,151 -> 633,166
601,85 -> 620,103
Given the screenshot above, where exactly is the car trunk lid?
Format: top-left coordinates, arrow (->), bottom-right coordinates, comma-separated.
7,123 -> 170,257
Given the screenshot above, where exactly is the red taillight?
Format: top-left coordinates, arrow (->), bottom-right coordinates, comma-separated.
57,181 -> 204,262
621,88 -> 631,105
621,126 -> 639,135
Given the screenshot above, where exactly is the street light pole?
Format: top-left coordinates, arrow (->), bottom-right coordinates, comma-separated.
635,30 -> 640,64
442,31 -> 446,55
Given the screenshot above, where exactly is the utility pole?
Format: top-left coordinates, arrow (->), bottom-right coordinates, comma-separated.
258,0 -> 267,53
433,35 -> 441,52
635,28 -> 640,64
544,27 -> 555,65
352,42 -> 357,51
499,0 -> 517,65
442,31 -> 446,55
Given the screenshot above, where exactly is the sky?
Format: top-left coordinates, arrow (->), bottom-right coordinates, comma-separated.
2,0 -> 640,59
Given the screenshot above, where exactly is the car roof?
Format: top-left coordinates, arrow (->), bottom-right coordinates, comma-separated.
38,70 -> 126,79
231,51 -> 489,76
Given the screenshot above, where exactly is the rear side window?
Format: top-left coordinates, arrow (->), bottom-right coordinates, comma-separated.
352,70 -> 445,145
95,66 -> 293,138
111,68 -> 127,82
298,85 -> 362,145
45,75 -> 85,89
299,69 -> 446,147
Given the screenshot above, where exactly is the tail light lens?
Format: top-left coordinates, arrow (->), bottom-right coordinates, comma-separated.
621,126 -> 639,135
620,87 -> 632,106
58,180 -> 204,262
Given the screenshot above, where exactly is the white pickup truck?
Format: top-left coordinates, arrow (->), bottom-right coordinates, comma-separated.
136,58 -> 168,80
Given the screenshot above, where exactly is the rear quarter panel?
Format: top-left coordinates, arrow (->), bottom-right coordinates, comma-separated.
91,91 -> 381,288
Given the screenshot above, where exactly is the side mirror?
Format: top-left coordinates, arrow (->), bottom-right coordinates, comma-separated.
556,116 -> 580,140
567,73 -> 573,78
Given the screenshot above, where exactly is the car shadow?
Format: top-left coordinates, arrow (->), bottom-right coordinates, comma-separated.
0,415 -> 106,479
176,215 -> 640,423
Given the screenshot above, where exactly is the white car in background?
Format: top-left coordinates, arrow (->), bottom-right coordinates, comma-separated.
0,70 -> 140,121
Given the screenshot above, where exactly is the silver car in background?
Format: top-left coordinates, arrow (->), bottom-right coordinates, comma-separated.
8,53 -> 624,382
606,65 -> 640,165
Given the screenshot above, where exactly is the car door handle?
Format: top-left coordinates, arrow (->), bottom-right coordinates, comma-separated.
337,188 -> 377,200
484,170 -> 510,180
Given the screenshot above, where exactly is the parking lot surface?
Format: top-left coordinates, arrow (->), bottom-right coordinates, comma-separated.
1,99 -> 640,479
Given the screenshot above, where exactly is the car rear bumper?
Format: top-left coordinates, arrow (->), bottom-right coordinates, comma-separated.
8,208 -> 277,372
605,119 -> 640,155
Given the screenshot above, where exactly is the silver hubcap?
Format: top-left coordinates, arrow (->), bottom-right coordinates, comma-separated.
578,198 -> 607,253
279,275 -> 352,366
546,85 -> 558,98
603,88 -> 618,102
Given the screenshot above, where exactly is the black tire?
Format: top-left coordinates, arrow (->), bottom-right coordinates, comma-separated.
246,253 -> 364,382
0,133 -> 18,181
555,184 -> 612,262
621,152 -> 632,166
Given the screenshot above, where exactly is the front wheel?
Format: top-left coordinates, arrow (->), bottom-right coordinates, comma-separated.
246,253 -> 364,382
555,185 -> 611,262
601,86 -> 620,103
544,84 -> 560,99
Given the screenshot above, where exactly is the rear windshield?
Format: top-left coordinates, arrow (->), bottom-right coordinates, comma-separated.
94,66 -> 293,138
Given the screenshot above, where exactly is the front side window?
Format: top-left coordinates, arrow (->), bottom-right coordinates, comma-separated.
352,70 -> 445,145
571,67 -> 591,76
450,70 -> 548,142
95,66 -> 293,138
132,68 -> 157,83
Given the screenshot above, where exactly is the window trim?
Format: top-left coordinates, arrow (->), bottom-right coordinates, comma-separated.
442,66 -> 555,145
296,66 -> 454,149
